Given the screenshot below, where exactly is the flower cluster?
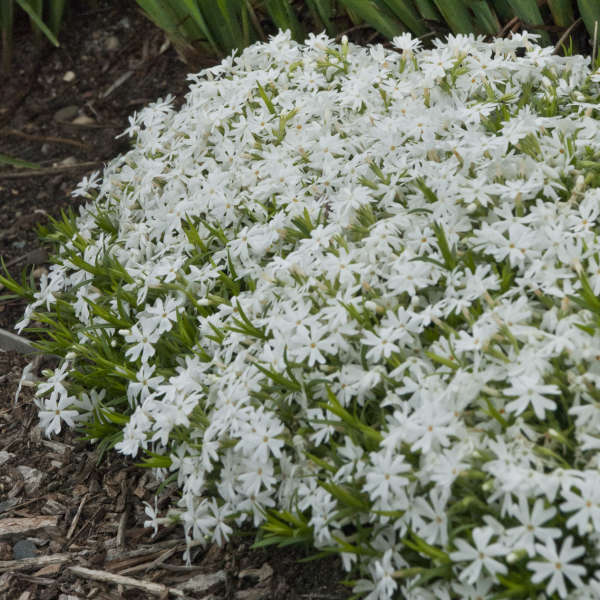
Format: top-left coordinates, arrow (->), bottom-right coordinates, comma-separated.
13,29 -> 600,598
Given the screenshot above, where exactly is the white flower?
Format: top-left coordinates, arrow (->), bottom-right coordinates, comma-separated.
527,536 -> 586,599
505,495 -> 561,556
503,375 -> 560,420
450,526 -> 508,583
36,393 -> 79,436
363,450 -> 410,508
560,476 -> 600,535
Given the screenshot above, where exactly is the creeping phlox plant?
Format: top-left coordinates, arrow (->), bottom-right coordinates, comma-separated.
8,29 -> 600,599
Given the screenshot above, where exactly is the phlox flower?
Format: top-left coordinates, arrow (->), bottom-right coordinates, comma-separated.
121,322 -> 160,363
36,393 -> 79,436
505,495 -> 561,556
503,375 -> 560,420
527,536 -> 586,599
450,526 -> 508,583
363,450 -> 410,508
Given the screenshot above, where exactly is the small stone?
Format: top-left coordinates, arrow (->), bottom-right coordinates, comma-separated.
13,538 -> 37,560
105,36 -> 119,51
0,451 -> 15,466
63,71 -> 75,82
32,266 -> 48,280
0,499 -> 19,515
15,465 -> 44,495
176,570 -> 227,593
71,115 -> 95,125
53,105 -> 79,122
55,156 -> 78,167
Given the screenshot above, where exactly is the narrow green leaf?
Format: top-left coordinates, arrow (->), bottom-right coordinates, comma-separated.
431,0 -> 474,34
16,0 -> 59,46
264,0 -> 305,41
504,0 -> 551,44
337,0 -> 406,39
547,0 -> 575,27
378,0 -> 428,36
47,0 -> 67,35
470,1 -> 501,34
0,153 -> 40,169
578,0 -> 600,42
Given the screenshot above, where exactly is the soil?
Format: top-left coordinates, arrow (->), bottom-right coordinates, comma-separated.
0,3 -> 349,599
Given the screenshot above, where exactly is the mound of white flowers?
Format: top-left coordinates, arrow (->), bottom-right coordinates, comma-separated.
10,28 -> 600,599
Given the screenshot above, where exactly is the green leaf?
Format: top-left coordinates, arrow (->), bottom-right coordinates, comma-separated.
431,0 -> 474,34
578,0 -> 600,50
337,0 -> 406,39
378,0 -> 428,36
16,0 -> 60,46
0,153 -> 40,169
504,0 -> 551,45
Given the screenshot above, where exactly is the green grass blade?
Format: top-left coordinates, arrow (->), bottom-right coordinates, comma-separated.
546,0 -> 575,27
47,0 -> 67,36
16,0 -> 59,46
337,0 -> 407,39
305,0 -> 336,35
0,0 -> 14,72
0,153 -> 41,169
379,0 -> 428,36
505,0 -> 550,44
179,0 -> 221,53
577,0 -> 600,41
470,1 -> 501,34
491,0 -> 514,21
264,0 -> 305,41
215,0 -> 244,50
413,0 -> 440,21
431,0 -> 474,34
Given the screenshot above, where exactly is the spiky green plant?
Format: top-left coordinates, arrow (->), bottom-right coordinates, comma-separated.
1,0 -> 67,73
135,0 -> 600,65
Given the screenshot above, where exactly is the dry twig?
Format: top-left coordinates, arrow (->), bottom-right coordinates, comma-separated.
68,565 -> 188,597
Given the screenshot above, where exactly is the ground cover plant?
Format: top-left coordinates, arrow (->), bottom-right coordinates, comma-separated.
4,29 -> 600,599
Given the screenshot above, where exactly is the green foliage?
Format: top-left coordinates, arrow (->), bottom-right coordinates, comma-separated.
136,0 -> 599,67
1,0 -> 66,72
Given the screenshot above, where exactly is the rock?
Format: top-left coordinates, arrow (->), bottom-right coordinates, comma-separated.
0,451 -> 15,466
71,115 -> 95,125
15,466 -> 44,495
55,156 -> 78,167
0,499 -> 19,515
53,105 -> 79,122
13,539 -> 37,560
239,562 -> 273,584
63,71 -> 76,82
176,570 -> 227,593
105,36 -> 119,51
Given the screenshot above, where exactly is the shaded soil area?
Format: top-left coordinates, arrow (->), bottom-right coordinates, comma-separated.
0,3 -> 348,598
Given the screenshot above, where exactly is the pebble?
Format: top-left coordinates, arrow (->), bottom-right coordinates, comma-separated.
13,539 -> 37,560
15,465 -> 44,496
105,35 -> 119,51
63,70 -> 75,82
53,105 -> 79,122
71,114 -> 95,125
0,451 -> 15,467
